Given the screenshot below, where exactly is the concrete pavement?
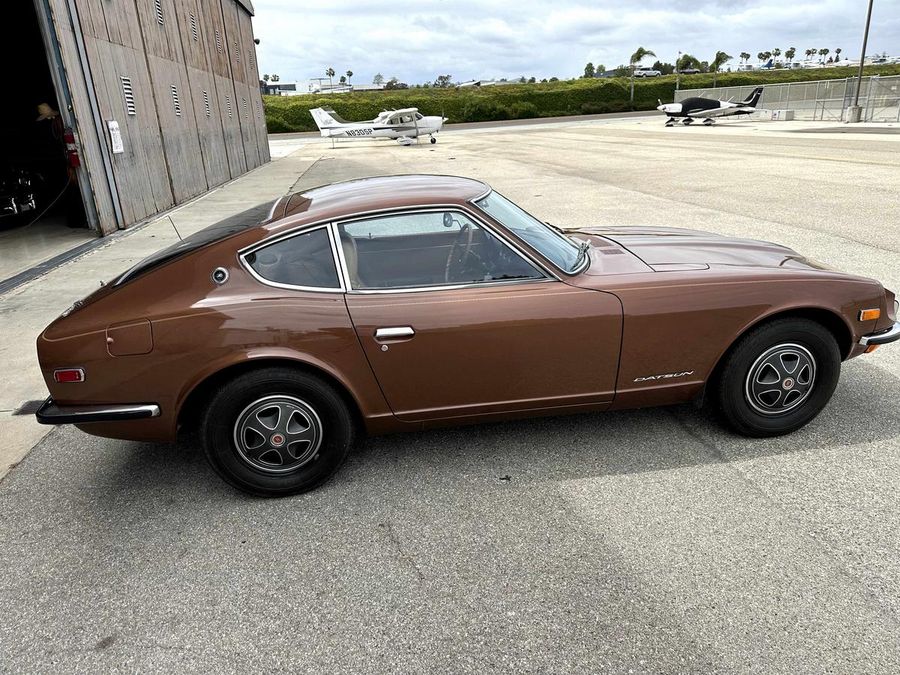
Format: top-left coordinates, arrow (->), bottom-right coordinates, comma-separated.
2,117 -> 900,672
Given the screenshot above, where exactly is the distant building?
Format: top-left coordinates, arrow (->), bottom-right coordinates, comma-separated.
261,82 -> 299,96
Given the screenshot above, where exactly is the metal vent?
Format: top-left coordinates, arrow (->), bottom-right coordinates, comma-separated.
189,12 -> 198,41
121,77 -> 136,115
203,90 -> 210,117
242,96 -> 248,119
234,41 -> 240,63
154,0 -> 163,25
171,85 -> 182,117
215,29 -> 222,53
225,94 -> 232,118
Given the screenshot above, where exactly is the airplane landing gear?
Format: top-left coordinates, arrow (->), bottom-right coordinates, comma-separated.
430,136 -> 437,144
703,118 -> 715,126
683,118 -> 694,126
665,119 -> 676,127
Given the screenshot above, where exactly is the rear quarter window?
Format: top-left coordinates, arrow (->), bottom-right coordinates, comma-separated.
244,227 -> 341,290
116,200 -> 276,285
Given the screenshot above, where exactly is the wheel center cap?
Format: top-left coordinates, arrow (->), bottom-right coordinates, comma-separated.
270,433 -> 285,447
782,378 -> 795,390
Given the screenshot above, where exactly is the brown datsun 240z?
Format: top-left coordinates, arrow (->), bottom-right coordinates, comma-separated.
36,175 -> 899,495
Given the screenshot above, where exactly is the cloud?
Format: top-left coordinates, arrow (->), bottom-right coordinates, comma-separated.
251,0 -> 900,85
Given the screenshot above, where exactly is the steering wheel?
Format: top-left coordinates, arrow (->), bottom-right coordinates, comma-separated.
444,222 -> 474,283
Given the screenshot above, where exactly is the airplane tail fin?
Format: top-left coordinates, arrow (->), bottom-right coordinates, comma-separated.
742,87 -> 764,108
309,107 -> 346,132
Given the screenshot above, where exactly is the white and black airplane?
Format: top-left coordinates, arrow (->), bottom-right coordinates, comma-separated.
310,107 -> 447,144
656,86 -> 764,126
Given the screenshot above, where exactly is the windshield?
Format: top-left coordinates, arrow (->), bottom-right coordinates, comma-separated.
475,191 -> 581,272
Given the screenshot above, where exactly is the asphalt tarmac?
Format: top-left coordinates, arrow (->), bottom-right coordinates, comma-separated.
2,117 -> 899,672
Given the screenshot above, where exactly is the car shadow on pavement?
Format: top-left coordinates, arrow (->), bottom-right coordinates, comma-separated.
50,357 -> 898,502
341,359 -> 900,485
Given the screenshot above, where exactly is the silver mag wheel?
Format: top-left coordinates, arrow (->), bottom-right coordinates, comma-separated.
744,343 -> 817,416
233,394 -> 322,474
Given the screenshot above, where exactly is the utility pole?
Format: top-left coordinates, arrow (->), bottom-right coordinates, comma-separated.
675,51 -> 681,91
848,0 -> 874,122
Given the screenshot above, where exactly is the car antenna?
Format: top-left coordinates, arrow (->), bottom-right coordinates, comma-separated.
168,215 -> 183,242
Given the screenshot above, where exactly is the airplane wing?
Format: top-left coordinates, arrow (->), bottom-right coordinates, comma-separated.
717,106 -> 756,116
686,107 -> 732,118
688,105 -> 755,118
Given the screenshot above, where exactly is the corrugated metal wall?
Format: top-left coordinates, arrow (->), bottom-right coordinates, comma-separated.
43,0 -> 269,234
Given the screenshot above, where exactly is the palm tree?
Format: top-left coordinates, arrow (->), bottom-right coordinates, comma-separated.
677,53 -> 701,72
346,70 -> 353,85
772,48 -> 782,66
740,52 -> 751,64
805,48 -> 814,60
834,47 -> 842,63
325,67 -> 335,89
758,51 -> 766,63
629,46 -> 656,105
785,47 -> 796,64
710,51 -> 732,86
819,48 -> 829,63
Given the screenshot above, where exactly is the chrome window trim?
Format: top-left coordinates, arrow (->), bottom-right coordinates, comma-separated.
239,203 -> 473,256
239,223 -> 346,294
330,206 -> 558,295
471,189 -> 587,276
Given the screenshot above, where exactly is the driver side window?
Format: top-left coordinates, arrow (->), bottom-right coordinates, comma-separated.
338,211 -> 545,291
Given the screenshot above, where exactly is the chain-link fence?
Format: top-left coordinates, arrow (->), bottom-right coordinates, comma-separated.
674,76 -> 900,122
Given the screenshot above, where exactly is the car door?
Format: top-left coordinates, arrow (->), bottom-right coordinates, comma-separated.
335,209 -> 622,422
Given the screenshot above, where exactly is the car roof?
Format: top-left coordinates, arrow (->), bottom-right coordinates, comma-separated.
265,174 -> 490,232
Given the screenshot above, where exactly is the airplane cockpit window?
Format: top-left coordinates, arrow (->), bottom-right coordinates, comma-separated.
415,113 -> 424,120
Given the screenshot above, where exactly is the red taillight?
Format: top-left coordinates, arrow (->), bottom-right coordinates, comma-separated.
53,368 -> 85,383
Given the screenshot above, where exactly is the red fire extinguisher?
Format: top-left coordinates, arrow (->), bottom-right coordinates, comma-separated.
63,128 -> 81,168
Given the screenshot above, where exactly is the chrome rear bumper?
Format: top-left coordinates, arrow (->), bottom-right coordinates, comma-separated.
35,398 -> 160,425
859,322 -> 900,347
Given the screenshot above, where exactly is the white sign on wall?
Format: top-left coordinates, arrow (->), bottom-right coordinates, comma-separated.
107,120 -> 124,154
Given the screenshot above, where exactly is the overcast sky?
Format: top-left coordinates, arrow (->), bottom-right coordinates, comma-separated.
252,0 -> 900,85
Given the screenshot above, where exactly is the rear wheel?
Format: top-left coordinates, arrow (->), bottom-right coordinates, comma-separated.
715,318 -> 841,437
200,367 -> 355,496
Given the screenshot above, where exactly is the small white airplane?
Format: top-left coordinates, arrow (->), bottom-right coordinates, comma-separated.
310,107 -> 447,145
656,87 -> 764,126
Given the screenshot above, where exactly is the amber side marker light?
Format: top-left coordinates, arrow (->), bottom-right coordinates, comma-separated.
859,308 -> 881,321
865,344 -> 880,354
53,368 -> 85,384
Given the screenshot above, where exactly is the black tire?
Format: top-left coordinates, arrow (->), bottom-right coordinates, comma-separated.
715,318 -> 841,437
200,367 -> 355,496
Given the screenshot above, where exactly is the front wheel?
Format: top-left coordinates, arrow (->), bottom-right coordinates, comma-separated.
715,318 -> 841,437
200,367 -> 355,496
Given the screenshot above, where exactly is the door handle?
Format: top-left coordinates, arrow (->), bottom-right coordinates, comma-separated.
374,326 -> 415,340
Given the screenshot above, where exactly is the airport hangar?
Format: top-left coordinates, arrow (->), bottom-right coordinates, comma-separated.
5,0 -> 269,241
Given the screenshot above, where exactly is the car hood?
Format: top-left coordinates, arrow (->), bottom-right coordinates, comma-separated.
575,226 -> 830,271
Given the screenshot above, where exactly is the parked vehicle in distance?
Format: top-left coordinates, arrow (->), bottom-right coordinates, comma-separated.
634,67 -> 662,78
0,167 -> 40,226
35,175 -> 899,496
657,86 -> 764,126
678,68 -> 701,75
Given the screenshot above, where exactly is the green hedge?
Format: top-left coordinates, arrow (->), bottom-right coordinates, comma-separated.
264,64 -> 900,133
